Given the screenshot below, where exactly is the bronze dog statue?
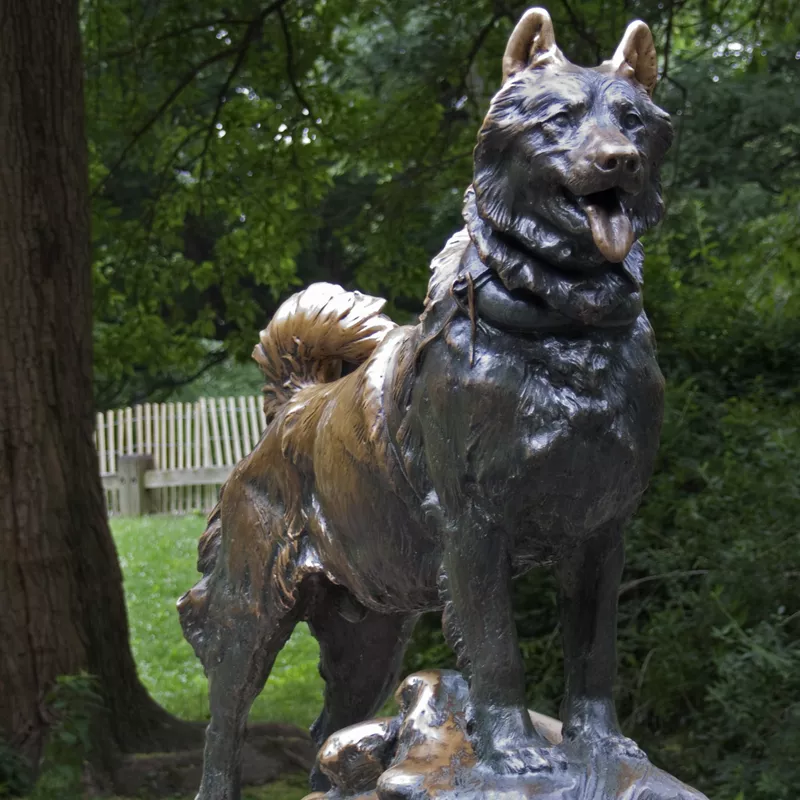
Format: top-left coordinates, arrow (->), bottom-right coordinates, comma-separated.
179,8 -> 674,799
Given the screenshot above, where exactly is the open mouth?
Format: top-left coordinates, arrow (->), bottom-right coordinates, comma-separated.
563,187 -> 634,263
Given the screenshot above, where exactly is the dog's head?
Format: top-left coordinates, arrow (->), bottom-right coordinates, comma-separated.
473,8 -> 672,269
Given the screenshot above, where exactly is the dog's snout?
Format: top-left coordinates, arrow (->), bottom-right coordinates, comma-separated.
595,141 -> 641,176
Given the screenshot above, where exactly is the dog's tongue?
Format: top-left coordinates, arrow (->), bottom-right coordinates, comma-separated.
580,195 -> 634,263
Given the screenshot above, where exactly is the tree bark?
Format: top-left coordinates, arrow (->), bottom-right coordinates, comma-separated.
0,0 -> 194,768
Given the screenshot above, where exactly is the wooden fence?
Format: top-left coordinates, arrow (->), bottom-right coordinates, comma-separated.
96,396 -> 265,515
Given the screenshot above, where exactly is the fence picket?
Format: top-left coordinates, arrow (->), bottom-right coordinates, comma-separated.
218,398 -> 233,466
96,394 -> 274,516
248,395 -> 260,445
160,403 -> 168,469
257,397 -> 266,432
200,398 -> 211,510
125,407 -> 134,455
229,397 -> 243,464
151,403 -> 160,512
162,403 -> 170,512
194,401 -> 202,512
177,402 -> 185,512
238,396 -> 252,455
151,404 -> 158,466
208,398 -> 223,467
117,409 -> 124,456
168,403 -> 176,512
106,410 -> 116,474
136,405 -> 144,455
144,403 -> 152,458
96,412 -> 107,474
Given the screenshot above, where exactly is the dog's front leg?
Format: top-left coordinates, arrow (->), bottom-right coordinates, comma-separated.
441,507 -> 553,774
556,523 -> 645,759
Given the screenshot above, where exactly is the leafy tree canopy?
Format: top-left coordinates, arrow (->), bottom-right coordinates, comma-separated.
84,0 -> 799,407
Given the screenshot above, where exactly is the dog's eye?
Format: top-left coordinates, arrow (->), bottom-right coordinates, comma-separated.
622,112 -> 643,130
548,112 -> 571,128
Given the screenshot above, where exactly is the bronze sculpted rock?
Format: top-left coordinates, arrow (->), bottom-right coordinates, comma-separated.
178,7 -> 706,800
303,671 -> 705,800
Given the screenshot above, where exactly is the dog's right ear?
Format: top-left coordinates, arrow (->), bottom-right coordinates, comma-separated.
502,7 -> 566,84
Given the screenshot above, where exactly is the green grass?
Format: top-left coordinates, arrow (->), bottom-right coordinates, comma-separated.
153,774 -> 310,800
22,514 -> 403,800
100,775 -> 309,800
110,515 -> 321,800
112,515 -> 324,729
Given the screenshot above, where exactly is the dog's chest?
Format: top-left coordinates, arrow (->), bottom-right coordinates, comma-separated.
418,313 -> 664,553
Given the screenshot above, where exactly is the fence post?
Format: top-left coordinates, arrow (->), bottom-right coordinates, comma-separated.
118,454 -> 153,516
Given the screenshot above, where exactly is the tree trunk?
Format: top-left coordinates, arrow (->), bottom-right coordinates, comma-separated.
0,0 -> 194,768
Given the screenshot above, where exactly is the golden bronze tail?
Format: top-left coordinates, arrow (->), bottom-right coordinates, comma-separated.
252,282 -> 396,424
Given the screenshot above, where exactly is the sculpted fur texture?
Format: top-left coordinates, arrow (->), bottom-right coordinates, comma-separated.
178,9 -> 679,800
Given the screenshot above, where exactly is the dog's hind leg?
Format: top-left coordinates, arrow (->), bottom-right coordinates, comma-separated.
306,582 -> 418,790
197,600 -> 300,800
179,487 -> 304,800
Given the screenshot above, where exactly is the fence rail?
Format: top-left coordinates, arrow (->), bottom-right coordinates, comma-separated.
96,396 -> 265,515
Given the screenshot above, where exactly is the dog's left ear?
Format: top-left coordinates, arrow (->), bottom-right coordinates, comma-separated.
502,8 -> 567,84
600,20 -> 658,96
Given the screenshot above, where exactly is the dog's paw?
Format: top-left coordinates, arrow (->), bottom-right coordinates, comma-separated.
563,719 -> 647,762
483,744 -> 566,775
598,732 -> 647,761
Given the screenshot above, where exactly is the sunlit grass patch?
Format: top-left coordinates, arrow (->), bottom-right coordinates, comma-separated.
111,514 -> 323,729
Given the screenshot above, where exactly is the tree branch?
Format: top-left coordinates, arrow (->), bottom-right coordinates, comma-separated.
277,5 -> 314,116
557,0 -> 602,61
89,18 -> 252,65
198,25 -> 260,195
455,13 -> 502,101
144,348 -> 231,403
619,569 -> 709,597
92,0 -> 292,198
91,48 -> 233,198
683,0 -> 767,64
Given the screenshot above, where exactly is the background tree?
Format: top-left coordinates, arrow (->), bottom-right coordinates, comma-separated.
0,0 -> 192,775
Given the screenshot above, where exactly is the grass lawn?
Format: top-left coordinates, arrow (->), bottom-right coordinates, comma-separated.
111,514 -> 323,799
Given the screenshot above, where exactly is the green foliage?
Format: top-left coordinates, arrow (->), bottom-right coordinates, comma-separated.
239,773 -> 309,800
620,388 -> 799,798
30,674 -> 106,800
83,0 -> 800,406
0,739 -> 30,798
110,515 -> 323,727
167,355 -> 262,402
107,772 -> 309,800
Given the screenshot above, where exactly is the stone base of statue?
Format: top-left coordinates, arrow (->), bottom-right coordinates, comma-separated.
303,671 -> 708,800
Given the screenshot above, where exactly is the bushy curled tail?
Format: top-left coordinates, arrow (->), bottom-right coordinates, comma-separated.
252,282 -> 396,424
178,284 -> 395,657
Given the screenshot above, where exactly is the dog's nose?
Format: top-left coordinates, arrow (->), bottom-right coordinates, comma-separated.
595,141 -> 641,176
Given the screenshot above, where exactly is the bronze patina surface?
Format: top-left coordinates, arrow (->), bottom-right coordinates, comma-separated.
178,8 -> 702,800
302,671 -> 707,800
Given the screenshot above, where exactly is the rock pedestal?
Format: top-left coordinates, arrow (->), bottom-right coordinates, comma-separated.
304,671 -> 708,800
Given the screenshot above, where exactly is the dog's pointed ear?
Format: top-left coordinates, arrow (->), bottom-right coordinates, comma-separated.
502,8 -> 567,84
602,20 -> 658,96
